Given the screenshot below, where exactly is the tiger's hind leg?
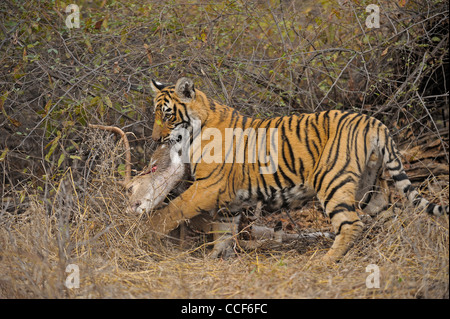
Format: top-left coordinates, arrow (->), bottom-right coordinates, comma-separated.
317,181 -> 364,263
322,204 -> 364,263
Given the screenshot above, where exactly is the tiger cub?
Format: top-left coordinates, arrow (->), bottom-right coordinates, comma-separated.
145,77 -> 448,263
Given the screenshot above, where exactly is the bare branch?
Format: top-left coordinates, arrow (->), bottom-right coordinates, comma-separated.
88,124 -> 132,185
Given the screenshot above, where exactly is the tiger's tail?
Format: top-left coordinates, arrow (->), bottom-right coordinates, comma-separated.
382,133 -> 449,216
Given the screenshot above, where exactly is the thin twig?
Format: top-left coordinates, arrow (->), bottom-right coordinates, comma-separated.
88,124 -> 132,185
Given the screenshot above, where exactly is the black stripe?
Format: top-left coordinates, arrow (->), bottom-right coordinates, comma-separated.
282,124 -> 296,173
273,116 -> 284,128
352,116 -> 365,173
336,220 -> 362,236
247,169 -> 253,199
310,139 -> 320,158
272,170 -> 283,189
282,138 -> 296,173
361,117 -> 371,158
296,116 -> 304,143
298,158 -> 305,183
310,117 -> 322,146
276,160 -> 295,187
288,115 -> 293,131
319,153 -> 352,196
313,165 -> 325,193
329,203 -> 355,219
426,203 -> 436,215
323,110 -> 331,138
323,175 -> 356,208
403,184 -> 413,194
259,166 -> 270,197
392,173 -> 408,182
255,180 -> 266,201
313,113 -> 353,190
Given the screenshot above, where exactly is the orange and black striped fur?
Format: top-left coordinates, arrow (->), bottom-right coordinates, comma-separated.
148,77 -> 448,262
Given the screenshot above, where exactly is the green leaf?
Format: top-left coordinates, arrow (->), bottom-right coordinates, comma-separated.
57,153 -> 65,168
20,191 -> 26,203
118,163 -> 126,177
104,95 -> 113,109
44,131 -> 61,162
0,147 -> 8,162
431,36 -> 440,42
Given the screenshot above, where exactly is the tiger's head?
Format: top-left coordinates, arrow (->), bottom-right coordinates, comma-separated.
150,77 -> 207,143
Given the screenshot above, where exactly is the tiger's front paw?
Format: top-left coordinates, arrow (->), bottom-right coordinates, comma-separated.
321,252 -> 338,265
147,211 -> 181,235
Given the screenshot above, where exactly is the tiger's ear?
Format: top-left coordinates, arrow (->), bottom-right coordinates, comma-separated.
175,77 -> 195,102
150,79 -> 167,95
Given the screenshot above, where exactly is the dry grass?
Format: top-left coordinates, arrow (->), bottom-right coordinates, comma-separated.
0,134 -> 448,299
1,0 -> 448,300
0,197 -> 448,299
